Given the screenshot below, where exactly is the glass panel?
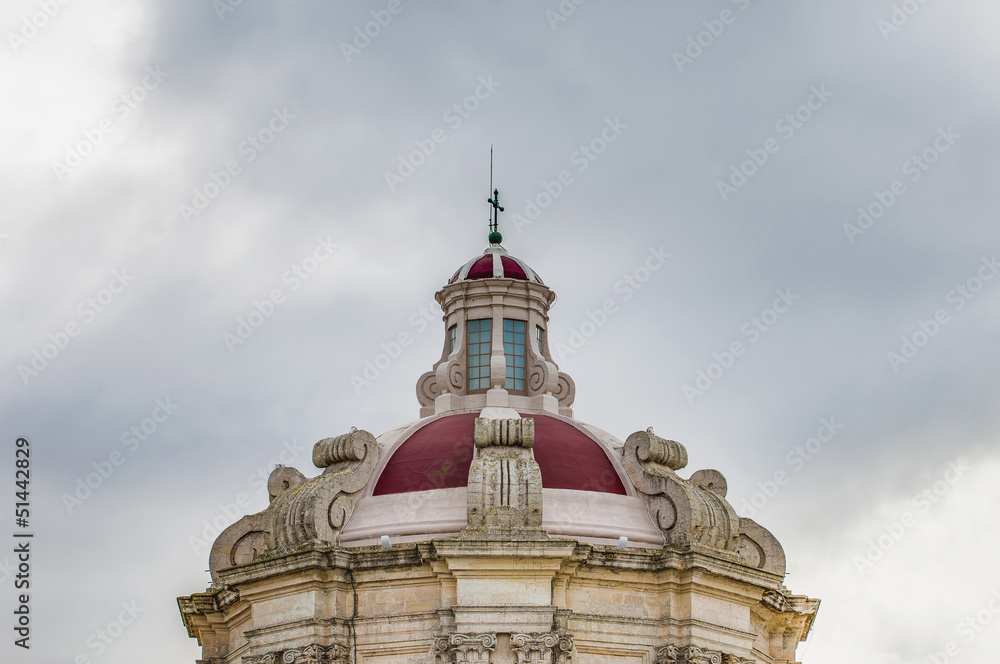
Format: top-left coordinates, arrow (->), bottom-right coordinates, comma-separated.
503,318 -> 526,392
467,319 -> 492,391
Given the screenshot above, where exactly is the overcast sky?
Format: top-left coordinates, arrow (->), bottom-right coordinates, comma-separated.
2,1 -> 999,663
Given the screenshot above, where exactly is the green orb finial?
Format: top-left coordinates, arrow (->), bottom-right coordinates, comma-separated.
489,230 -> 503,245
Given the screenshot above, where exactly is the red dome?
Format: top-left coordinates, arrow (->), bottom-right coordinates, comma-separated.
448,250 -> 543,284
372,413 -> 626,495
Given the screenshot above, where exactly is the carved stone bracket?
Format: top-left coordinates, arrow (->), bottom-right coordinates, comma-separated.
620,428 -> 739,552
268,428 -> 380,549
512,632 -> 574,663
242,643 -> 348,664
655,643 -> 753,664
434,633 -> 497,664
464,418 -> 545,538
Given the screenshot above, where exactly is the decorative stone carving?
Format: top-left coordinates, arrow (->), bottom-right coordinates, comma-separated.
737,517 -> 787,576
242,643 -> 348,664
209,512 -> 270,582
637,427 -> 687,470
621,429 -> 739,551
655,643 -> 753,664
464,418 -> 544,538
554,373 -> 575,410
269,428 -> 380,548
231,530 -> 268,566
512,632 -> 574,663
689,469 -> 727,497
434,633 -> 497,664
268,465 -> 306,502
474,417 -> 534,448
208,429 -> 380,579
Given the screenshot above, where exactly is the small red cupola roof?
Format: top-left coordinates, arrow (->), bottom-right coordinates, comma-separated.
448,246 -> 543,285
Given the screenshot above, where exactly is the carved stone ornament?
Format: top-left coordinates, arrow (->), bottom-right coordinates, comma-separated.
242,643 -> 348,664
269,428 -> 380,548
434,633 -> 497,664
655,643 -> 753,664
464,418 -> 545,538
512,632 -> 574,663
620,428 -> 740,552
208,428 -> 380,581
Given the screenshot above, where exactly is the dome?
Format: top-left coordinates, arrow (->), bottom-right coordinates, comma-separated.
372,412 -> 627,495
448,246 -> 543,284
335,409 -> 667,549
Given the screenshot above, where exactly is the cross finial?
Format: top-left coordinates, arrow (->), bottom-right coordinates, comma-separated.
487,147 -> 504,245
488,188 -> 503,231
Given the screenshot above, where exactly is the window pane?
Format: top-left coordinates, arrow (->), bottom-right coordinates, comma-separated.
503,318 -> 526,392
467,319 -> 492,391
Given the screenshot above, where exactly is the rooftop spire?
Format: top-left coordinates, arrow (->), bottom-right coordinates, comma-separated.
487,146 -> 504,245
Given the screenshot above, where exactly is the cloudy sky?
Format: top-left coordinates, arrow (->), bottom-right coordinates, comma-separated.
2,1 -> 999,662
